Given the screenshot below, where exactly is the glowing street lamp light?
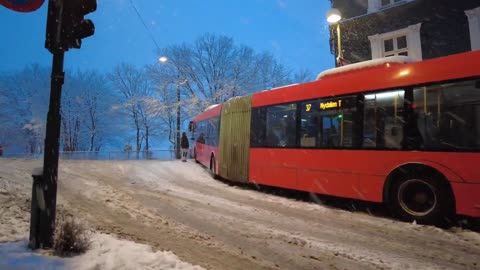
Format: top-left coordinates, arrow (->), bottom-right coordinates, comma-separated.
326,8 -> 342,23
326,8 -> 344,66
158,56 -> 168,63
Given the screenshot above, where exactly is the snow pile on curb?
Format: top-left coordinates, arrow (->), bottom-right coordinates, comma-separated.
0,181 -> 30,243
0,233 -> 205,270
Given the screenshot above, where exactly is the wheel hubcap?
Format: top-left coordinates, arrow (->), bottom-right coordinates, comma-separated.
398,179 -> 437,217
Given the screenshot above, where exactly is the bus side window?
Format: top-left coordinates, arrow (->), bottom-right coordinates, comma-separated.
413,79 -> 480,151
250,107 -> 267,147
265,103 -> 297,148
363,90 -> 405,150
300,101 -> 318,147
300,96 -> 356,149
196,121 -> 206,144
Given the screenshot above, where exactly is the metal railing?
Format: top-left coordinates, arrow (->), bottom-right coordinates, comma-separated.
2,150 -> 176,161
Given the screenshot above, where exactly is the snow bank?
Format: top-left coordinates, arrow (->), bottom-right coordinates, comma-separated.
0,240 -> 65,270
0,233 -> 205,270
69,233 -> 205,270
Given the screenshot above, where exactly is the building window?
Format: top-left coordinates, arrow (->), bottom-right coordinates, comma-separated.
368,0 -> 414,13
368,23 -> 422,60
465,7 -> 480,51
383,35 -> 408,57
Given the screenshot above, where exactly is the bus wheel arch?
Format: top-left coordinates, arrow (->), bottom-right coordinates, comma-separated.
383,163 -> 455,225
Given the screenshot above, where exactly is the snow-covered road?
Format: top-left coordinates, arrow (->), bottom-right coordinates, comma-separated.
1,159 -> 479,270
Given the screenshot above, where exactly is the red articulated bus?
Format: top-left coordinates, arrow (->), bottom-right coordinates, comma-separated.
190,103 -> 222,172
190,51 -> 480,224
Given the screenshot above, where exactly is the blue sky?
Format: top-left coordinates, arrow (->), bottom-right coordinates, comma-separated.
1,0 -> 334,75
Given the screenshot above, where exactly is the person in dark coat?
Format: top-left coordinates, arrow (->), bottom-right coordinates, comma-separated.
181,132 -> 189,162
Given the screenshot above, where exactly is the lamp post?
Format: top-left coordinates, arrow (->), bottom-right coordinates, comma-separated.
159,56 -> 187,159
326,8 -> 343,66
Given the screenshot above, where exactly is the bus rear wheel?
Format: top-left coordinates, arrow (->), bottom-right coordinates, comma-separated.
389,172 -> 454,225
210,156 -> 218,179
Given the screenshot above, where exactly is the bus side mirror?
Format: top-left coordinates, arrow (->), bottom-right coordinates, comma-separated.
188,121 -> 194,132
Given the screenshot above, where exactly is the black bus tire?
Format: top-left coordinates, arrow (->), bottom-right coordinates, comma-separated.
210,156 -> 218,179
389,171 -> 454,225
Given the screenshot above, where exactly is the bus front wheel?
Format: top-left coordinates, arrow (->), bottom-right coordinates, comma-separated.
194,148 -> 199,163
389,171 -> 454,225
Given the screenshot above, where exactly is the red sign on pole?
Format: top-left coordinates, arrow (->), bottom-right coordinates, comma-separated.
1,0 -> 45,12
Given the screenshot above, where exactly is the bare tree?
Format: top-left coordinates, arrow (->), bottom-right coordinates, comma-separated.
75,71 -> 110,151
292,68 -> 314,84
146,33 -> 297,154
0,65 -> 50,154
255,52 -> 292,90
109,63 -> 155,152
60,98 -> 81,151
150,33 -> 294,107
22,118 -> 44,154
150,85 -> 177,147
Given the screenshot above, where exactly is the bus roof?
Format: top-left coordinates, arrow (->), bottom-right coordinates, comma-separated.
252,50 -> 480,107
193,103 -> 223,122
316,56 -> 416,80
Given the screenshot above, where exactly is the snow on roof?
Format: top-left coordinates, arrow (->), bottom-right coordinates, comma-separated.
269,83 -> 300,91
316,56 -> 416,80
204,104 -> 220,111
226,95 -> 243,102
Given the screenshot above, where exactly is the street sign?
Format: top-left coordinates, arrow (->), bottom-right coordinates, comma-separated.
1,0 -> 45,12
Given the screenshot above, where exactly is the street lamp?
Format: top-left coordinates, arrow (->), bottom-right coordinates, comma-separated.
159,56 -> 187,159
326,8 -> 343,66
158,56 -> 168,63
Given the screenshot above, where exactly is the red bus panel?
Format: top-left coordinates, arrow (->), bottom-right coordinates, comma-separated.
249,149 -> 480,216
251,51 -> 480,108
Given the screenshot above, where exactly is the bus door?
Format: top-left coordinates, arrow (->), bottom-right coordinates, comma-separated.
298,96 -> 359,199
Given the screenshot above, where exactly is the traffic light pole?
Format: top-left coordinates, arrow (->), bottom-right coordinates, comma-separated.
30,0 -> 96,250
29,50 -> 65,249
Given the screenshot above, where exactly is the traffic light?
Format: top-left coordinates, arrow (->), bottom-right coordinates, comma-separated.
61,0 -> 96,49
45,0 -> 96,52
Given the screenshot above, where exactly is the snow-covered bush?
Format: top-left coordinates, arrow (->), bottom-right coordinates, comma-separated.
53,214 -> 91,257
